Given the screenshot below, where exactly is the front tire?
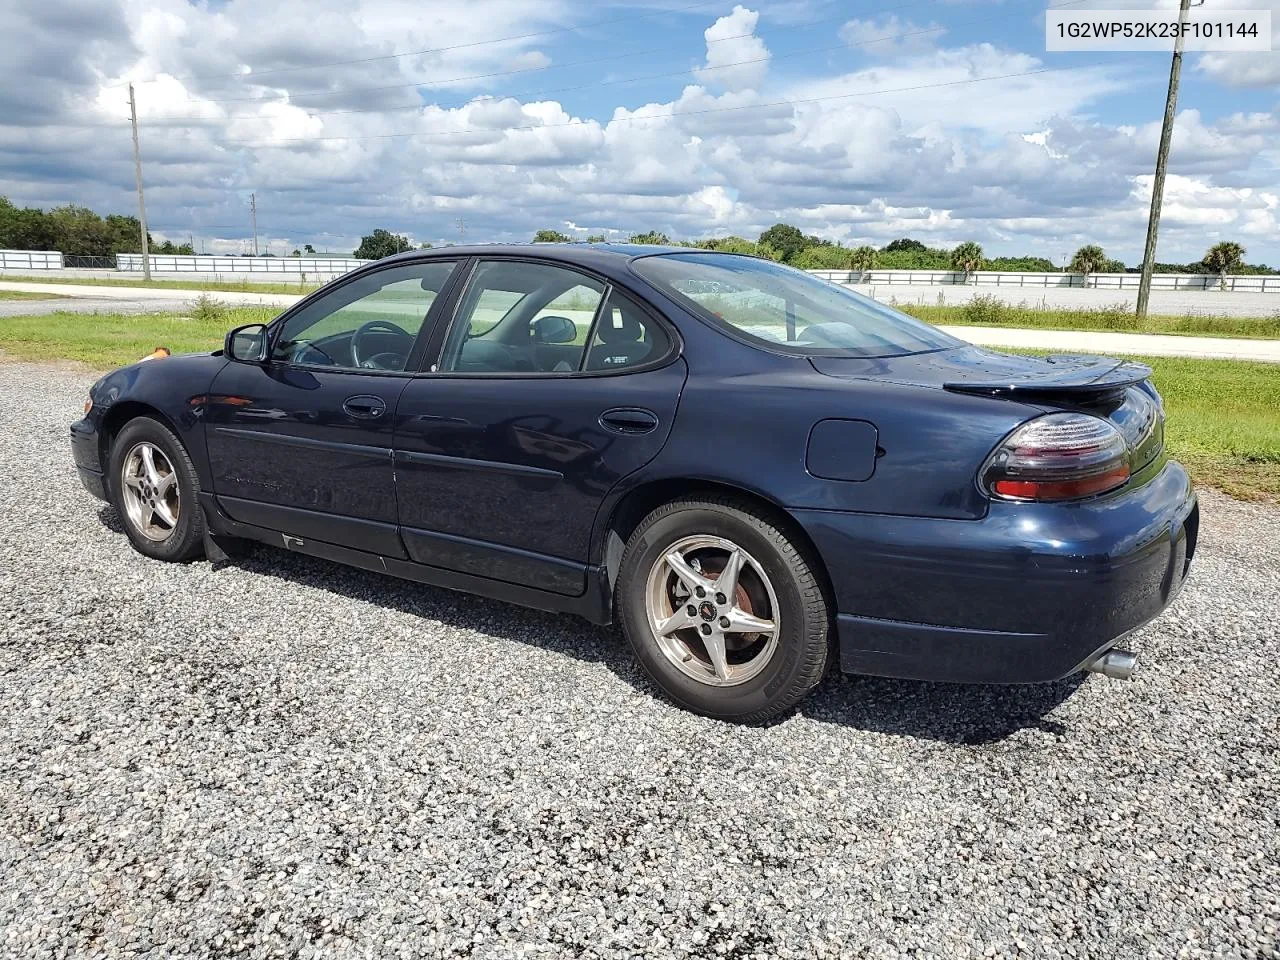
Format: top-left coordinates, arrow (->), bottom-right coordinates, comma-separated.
108,417 -> 205,562
617,496 -> 830,723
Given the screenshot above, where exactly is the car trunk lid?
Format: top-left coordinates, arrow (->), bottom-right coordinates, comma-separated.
810,345 -> 1166,477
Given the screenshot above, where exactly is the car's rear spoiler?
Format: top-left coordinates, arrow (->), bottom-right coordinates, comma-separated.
943,357 -> 1152,402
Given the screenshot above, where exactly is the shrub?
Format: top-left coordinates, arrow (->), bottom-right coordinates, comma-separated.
190,293 -> 228,323
961,293 -> 1008,324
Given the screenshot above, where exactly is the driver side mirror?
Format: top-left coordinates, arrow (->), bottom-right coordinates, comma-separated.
531,315 -> 577,344
225,323 -> 268,363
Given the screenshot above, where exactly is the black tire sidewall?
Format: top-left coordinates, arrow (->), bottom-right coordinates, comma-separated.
108,418 -> 204,562
619,503 -> 821,721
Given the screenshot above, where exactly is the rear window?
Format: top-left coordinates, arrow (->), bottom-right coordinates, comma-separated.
633,252 -> 960,358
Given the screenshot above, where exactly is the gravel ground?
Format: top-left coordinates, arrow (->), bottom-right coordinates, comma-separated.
1,360 -> 1278,959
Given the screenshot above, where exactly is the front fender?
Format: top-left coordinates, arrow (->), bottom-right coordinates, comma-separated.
86,353 -> 227,486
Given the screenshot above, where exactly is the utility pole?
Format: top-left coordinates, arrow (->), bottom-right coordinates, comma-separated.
128,84 -> 152,281
1136,0 -> 1194,319
250,193 -> 259,256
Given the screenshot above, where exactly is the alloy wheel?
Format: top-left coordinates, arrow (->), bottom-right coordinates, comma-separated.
120,442 -> 181,542
644,535 -> 780,687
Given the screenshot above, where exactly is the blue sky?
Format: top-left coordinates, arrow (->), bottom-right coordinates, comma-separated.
3,0 -> 1278,263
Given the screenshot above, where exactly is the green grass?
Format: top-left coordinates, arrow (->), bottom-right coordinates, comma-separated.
1146,356 -> 1279,502
0,305 -> 278,369
1004,351 -> 1280,502
0,289 -> 68,301
895,295 -> 1280,340
2,307 -> 1276,501
0,274 -> 323,296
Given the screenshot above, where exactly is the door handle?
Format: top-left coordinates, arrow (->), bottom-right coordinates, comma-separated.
343,395 -> 387,420
599,407 -> 659,435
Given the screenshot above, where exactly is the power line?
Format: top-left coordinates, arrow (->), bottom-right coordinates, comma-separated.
224,62 -> 1110,148
106,0 -> 726,89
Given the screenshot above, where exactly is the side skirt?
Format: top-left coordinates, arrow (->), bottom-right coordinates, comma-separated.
199,493 -> 614,625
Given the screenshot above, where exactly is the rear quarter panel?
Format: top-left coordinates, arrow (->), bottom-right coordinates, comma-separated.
617,352 -> 1038,521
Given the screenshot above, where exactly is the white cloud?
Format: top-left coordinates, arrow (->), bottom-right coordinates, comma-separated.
1,0 -> 1276,264
839,16 -> 947,56
1193,0 -> 1280,87
783,45 -> 1131,135
693,6 -> 770,92
1196,51 -> 1280,88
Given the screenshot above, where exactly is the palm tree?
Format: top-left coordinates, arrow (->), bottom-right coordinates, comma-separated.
1069,244 -> 1107,287
950,242 -> 984,284
849,245 -> 877,281
1203,241 -> 1246,290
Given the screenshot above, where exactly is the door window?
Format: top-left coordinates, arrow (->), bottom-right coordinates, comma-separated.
439,261 -> 605,373
584,289 -> 671,371
271,261 -> 457,371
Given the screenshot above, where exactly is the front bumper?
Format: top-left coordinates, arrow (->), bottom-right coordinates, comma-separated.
70,419 -> 108,501
794,460 -> 1198,684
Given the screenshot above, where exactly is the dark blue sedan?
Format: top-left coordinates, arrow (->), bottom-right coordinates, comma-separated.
70,244 -> 1198,722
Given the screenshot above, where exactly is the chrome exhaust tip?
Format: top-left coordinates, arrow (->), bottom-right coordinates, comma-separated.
1084,649 -> 1137,681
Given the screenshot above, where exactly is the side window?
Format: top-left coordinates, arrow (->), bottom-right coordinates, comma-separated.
584,289 -> 671,371
440,261 -> 605,374
271,261 -> 457,371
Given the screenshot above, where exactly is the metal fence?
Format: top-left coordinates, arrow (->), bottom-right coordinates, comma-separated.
116,254 -> 368,275
808,269 -> 1280,293
0,249 -> 63,270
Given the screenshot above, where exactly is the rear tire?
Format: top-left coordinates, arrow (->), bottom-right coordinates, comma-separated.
617,496 -> 830,723
108,417 -> 205,563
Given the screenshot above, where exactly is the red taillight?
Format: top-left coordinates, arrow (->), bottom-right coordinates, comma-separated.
983,413 -> 1130,502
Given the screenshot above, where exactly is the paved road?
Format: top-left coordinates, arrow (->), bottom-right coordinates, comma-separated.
3,280 -> 1278,362
0,280 -> 300,308
851,282 -> 1280,318
937,324 -> 1280,362
2,267 -> 347,284
0,296 -> 209,318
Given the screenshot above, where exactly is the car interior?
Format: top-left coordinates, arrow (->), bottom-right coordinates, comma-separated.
444,266 -> 662,374
271,261 -> 664,375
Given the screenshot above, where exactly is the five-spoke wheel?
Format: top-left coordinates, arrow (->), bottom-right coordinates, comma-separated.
646,535 -> 780,687
119,441 -> 181,542
108,417 -> 205,562
619,496 -> 831,722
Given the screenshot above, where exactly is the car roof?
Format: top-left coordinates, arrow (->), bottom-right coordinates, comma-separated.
375,242 -> 700,270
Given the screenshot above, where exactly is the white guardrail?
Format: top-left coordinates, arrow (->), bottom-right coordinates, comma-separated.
0,249 -> 64,269
809,269 -> 1280,293
5,249 -> 1277,293
116,254 -> 369,275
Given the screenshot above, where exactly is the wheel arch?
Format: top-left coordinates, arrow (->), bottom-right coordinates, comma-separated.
598,478 -> 834,603
98,401 -> 184,474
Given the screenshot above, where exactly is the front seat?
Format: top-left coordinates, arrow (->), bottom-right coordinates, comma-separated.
586,314 -> 651,369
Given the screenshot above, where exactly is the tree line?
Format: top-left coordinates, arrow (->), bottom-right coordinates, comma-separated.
529,225 -> 1275,279
0,196 -> 197,257
3,196 -> 1270,280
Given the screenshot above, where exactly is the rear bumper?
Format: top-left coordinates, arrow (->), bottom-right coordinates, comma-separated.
795,460 -> 1198,684
70,419 -> 108,502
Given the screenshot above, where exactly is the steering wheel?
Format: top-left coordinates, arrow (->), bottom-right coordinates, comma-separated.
351,319 -> 414,370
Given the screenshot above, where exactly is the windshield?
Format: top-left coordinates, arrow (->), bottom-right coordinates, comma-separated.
633,252 -> 961,358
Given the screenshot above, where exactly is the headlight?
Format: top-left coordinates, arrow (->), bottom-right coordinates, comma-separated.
83,398 -> 93,416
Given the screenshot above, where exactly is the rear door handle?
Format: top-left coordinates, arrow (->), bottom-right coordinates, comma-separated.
600,407 -> 659,435
343,395 -> 387,420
